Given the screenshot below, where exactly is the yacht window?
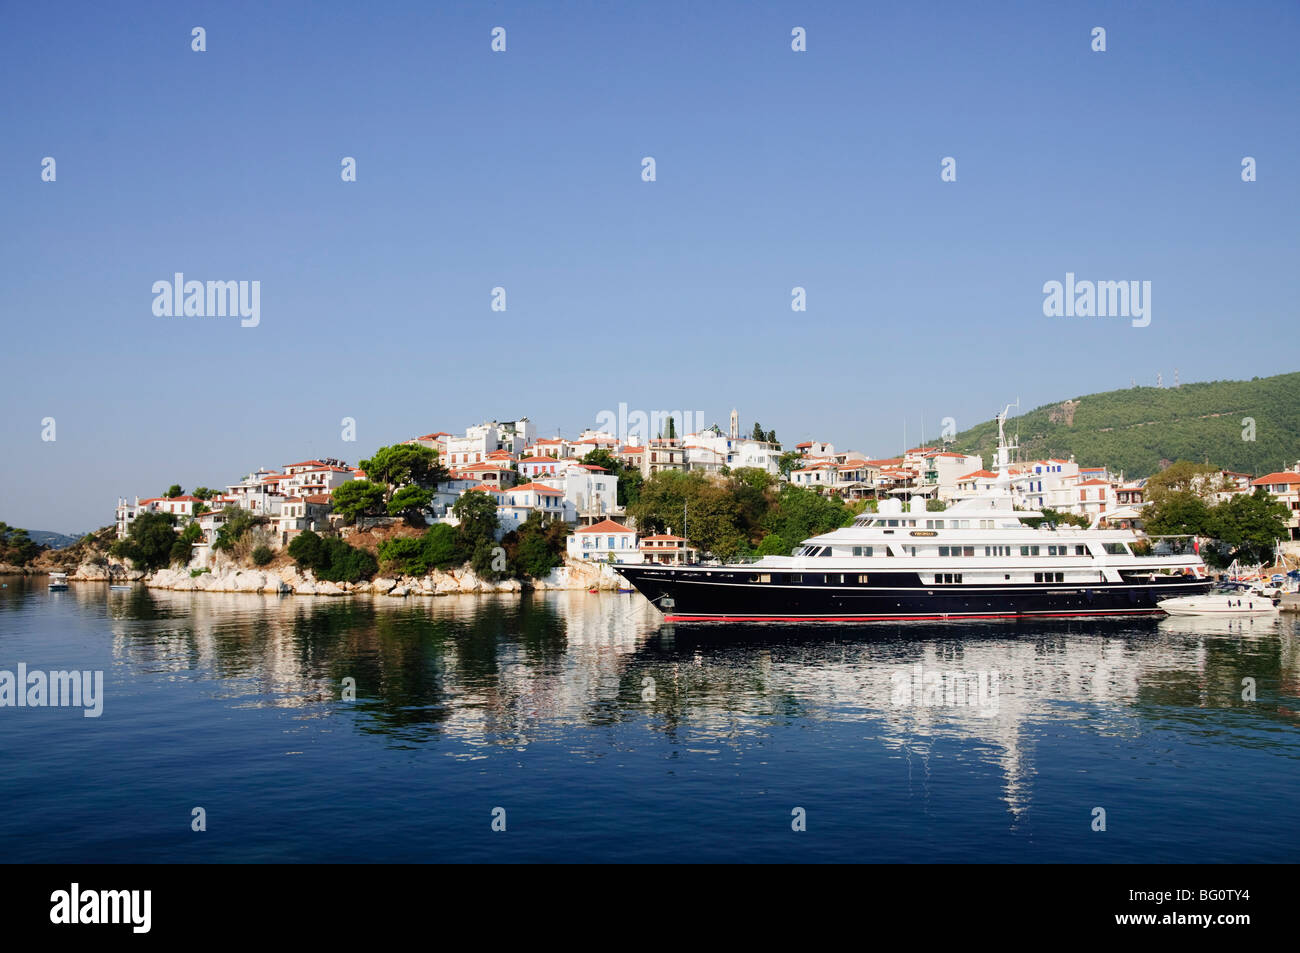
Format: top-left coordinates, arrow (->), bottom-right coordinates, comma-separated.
1075,545 -> 1088,556
851,546 -> 874,557
1020,545 -> 1041,556
820,548 -> 834,557
934,573 -> 963,584
1103,542 -> 1129,555
857,574 -> 870,584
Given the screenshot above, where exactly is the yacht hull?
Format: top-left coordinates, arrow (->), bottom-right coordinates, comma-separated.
615,566 -> 1211,623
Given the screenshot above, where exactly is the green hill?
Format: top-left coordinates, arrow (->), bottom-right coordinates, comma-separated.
943,372 -> 1300,479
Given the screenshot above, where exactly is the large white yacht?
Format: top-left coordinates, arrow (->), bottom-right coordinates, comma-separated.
616,410 -> 1211,623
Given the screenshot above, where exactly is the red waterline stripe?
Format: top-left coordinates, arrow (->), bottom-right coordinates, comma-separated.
661,609 -> 1165,622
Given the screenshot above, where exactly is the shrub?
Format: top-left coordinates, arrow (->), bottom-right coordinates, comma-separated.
377,536 -> 427,575
251,545 -> 273,566
288,530 -> 376,583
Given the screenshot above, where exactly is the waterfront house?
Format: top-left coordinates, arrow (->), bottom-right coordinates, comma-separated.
566,519 -> 640,563
1251,467 -> 1300,540
639,534 -> 696,565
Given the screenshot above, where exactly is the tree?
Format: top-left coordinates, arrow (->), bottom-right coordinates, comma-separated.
581,448 -> 618,471
508,512 -> 566,578
331,480 -> 387,525
287,530 -> 376,582
213,507 -> 269,552
664,416 -> 677,439
377,536 -> 428,575
169,521 -> 202,566
0,524 -> 42,566
1144,461 -> 1222,504
1142,491 -> 1213,538
628,470 -> 746,560
452,490 -> 499,545
763,485 -> 852,552
756,533 -> 787,556
164,484 -> 184,499
111,511 -> 178,570
1205,488 -> 1291,567
192,487 -> 217,500
777,451 -> 803,478
359,444 -> 445,501
751,422 -> 766,441
423,523 -> 461,569
387,485 -> 433,525
287,530 -> 324,567
471,538 -> 504,580
766,430 -> 778,446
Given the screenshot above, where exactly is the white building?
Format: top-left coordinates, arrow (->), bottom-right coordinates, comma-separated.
567,519 -> 641,563
538,466 -> 620,524
919,451 -> 984,501
444,420 -> 532,467
495,481 -> 566,534
1010,459 -> 1080,510
1251,466 -> 1300,541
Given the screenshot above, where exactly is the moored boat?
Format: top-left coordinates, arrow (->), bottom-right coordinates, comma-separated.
1157,583 -> 1280,616
47,572 -> 69,590
616,408 -> 1212,624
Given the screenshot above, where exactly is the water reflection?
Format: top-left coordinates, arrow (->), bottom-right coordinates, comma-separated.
95,586 -> 1300,816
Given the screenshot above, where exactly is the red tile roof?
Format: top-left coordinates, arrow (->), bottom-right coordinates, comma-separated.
505,482 -> 564,495
1252,472 -> 1300,486
575,519 -> 634,534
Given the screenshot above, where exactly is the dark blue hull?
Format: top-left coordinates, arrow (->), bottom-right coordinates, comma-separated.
614,565 -> 1212,622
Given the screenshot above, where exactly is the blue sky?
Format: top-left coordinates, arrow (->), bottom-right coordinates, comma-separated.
3,0 -> 1298,532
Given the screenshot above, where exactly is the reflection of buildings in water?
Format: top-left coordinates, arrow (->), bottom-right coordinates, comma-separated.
439,593 -> 656,749
103,589 -> 1299,817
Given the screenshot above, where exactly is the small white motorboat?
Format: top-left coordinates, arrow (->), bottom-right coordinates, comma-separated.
47,572 -> 69,591
1158,583 -> 1279,616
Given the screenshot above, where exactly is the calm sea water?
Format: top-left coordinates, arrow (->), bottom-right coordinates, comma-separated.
1,576 -> 1297,863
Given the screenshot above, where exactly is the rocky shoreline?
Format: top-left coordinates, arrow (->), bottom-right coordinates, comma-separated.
28,555 -> 625,597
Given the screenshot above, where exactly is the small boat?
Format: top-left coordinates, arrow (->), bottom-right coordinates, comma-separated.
1158,583 -> 1279,616
617,587 -> 635,593
588,587 -> 599,594
109,585 -> 132,591
47,572 -> 69,591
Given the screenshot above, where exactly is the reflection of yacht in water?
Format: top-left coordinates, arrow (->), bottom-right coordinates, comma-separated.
617,408 -> 1211,623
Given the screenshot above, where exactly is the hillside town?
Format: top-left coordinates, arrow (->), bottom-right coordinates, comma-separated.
112,409 -> 1300,569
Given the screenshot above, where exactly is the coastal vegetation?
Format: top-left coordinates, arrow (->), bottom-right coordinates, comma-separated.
287,531 -> 378,583
109,511 -> 180,570
946,371 -> 1300,478
627,468 -> 855,560
0,523 -> 44,566
1144,485 -> 1290,568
